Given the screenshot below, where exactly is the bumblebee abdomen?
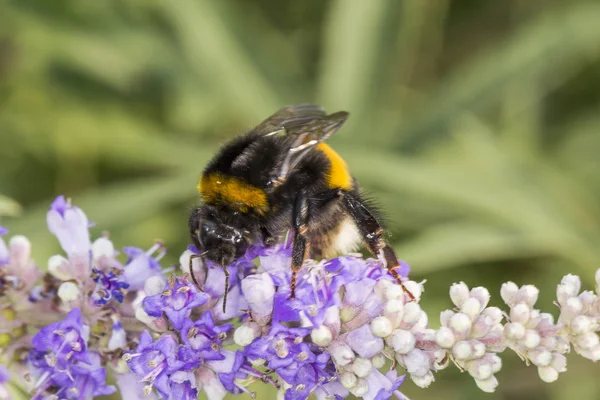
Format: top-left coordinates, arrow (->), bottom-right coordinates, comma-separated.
315,143 -> 352,190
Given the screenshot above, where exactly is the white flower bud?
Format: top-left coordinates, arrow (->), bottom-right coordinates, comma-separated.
450,282 -> 470,307
595,268 -> 600,291
350,379 -> 368,397
144,276 -> 167,296
92,237 -> 114,259
402,302 -> 422,326
468,360 -> 493,380
523,330 -> 541,349
509,303 -> 531,325
435,327 -> 456,348
48,255 -> 72,281
460,297 -> 482,319
518,285 -> 539,307
565,297 -> 583,315
403,349 -> 430,377
482,307 -> 503,325
452,341 -> 472,360
58,282 -> 80,302
371,316 -> 393,338
529,349 -> 552,367
385,299 -> 404,314
470,287 -> 490,309
570,315 -> 591,335
500,282 -> 519,305
551,354 -> 567,372
351,358 -> 372,378
391,330 -> 415,354
538,366 -> 559,383
330,343 -> 355,366
472,341 -> 486,358
311,325 -> 333,347
386,284 -> 404,301
437,312 -> 453,329
340,372 -> 357,389
234,324 -> 259,347
403,280 -> 423,301
371,354 -> 386,369
579,291 -> 596,308
490,355 -> 502,373
449,313 -> 472,337
576,332 -> 599,349
561,274 -> 581,294
242,273 -> 275,317
584,345 -> 600,361
475,376 -> 498,393
411,371 -> 434,388
504,322 -> 526,340
9,235 -> 31,265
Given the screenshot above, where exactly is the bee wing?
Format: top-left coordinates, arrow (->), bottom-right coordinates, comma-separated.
253,103 -> 328,137
270,109 -> 349,187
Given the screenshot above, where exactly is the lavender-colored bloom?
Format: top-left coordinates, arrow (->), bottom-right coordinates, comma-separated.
30,308 -> 89,370
245,322 -> 334,398
122,245 -> 165,291
180,312 -> 231,360
49,353 -> 116,399
126,331 -> 185,398
0,365 -> 10,400
115,373 -> 159,400
347,324 -> 384,358
46,196 -> 91,256
367,370 -> 406,400
142,277 -> 209,330
91,268 -> 129,305
169,371 -> 198,400
207,350 -> 253,396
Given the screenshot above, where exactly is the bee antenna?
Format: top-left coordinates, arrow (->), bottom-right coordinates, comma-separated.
222,267 -> 230,314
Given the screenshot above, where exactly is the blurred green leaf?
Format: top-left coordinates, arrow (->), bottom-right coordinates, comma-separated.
0,194 -> 21,217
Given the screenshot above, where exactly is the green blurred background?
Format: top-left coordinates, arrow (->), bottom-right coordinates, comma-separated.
1,0 -> 600,399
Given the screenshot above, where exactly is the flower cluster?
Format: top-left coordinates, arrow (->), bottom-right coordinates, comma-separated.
1,196 -> 600,400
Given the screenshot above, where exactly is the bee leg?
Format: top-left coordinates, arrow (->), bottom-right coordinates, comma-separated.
222,267 -> 230,314
188,253 -> 204,290
340,192 -> 416,301
290,194 -> 310,299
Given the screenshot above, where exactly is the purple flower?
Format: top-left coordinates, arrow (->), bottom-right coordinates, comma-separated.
48,353 -> 116,399
245,322 -> 335,398
169,371 -> 199,400
367,370 -> 406,400
142,277 -> 209,330
125,331 -> 185,398
180,312 -> 231,361
115,373 -> 159,400
46,196 -> 91,256
91,268 -> 129,305
30,308 -> 89,371
347,324 -> 384,358
122,244 -> 165,291
206,350 -> 255,396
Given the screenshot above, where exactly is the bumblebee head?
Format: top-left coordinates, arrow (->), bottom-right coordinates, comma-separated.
189,206 -> 252,267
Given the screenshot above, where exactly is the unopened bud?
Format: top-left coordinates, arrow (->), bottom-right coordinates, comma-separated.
311,325 -> 333,347
371,316 -> 393,338
58,282 -> 80,302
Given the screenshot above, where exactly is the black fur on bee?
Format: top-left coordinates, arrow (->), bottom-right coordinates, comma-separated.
188,104 -> 414,312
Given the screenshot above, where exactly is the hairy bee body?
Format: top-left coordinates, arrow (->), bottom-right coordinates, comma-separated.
189,104 -> 413,305
192,132 -> 369,263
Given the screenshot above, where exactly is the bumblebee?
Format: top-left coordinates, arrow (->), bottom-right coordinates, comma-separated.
189,104 -> 413,310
